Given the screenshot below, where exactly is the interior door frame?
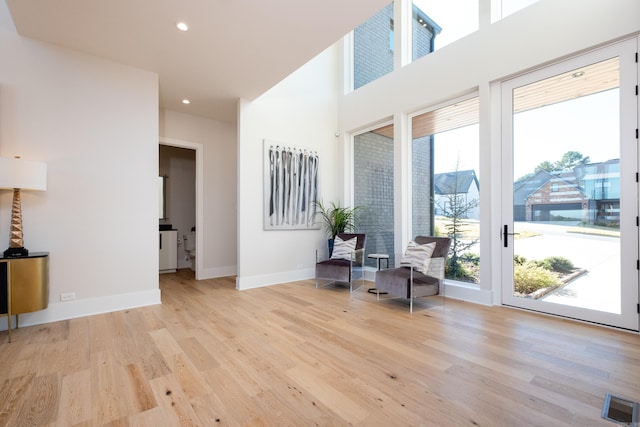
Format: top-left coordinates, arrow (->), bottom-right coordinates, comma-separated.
159,137 -> 204,280
499,37 -> 639,331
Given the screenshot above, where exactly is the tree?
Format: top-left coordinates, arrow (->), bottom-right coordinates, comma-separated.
533,151 -> 590,173
556,150 -> 590,170
436,166 -> 479,280
534,160 -> 555,173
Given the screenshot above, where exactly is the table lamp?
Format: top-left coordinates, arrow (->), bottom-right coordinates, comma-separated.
0,156 -> 47,257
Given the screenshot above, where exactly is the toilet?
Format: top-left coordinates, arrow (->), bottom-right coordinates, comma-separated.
183,231 -> 196,271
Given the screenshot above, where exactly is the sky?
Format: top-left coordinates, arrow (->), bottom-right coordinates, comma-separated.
433,89 -> 619,181
512,89 -> 619,180
412,0 -> 478,49
433,124 -> 479,176
412,0 -> 540,49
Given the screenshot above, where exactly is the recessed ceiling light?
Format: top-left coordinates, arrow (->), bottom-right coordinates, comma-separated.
182,99 -> 190,105
572,71 -> 585,78
176,22 -> 189,32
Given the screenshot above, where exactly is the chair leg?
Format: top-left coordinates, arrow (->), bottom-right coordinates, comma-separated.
349,270 -> 363,294
410,269 -> 413,314
349,277 -> 362,293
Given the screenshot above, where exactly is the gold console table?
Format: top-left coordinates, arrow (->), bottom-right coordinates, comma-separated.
0,252 -> 49,342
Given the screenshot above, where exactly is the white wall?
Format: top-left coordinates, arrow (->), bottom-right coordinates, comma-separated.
337,0 -> 640,305
160,109 -> 237,279
237,46 -> 341,289
0,20 -> 160,328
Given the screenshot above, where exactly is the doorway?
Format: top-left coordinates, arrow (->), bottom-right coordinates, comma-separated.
159,137 -> 204,279
500,39 -> 639,330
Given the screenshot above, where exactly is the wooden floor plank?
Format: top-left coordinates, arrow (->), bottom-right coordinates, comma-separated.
286,365 -> 371,424
164,352 -> 213,399
0,269 -> 637,426
15,373 -> 60,427
148,373 -> 202,427
56,369 -> 92,426
0,373 -> 36,427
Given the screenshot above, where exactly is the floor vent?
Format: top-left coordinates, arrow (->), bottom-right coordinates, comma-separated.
602,393 -> 639,425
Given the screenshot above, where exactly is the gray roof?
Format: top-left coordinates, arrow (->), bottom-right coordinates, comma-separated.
434,170 -> 478,195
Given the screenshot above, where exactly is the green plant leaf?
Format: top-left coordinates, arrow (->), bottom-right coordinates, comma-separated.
314,200 -> 361,238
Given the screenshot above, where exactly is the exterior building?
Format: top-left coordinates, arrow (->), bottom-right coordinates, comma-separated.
354,130 -> 395,267
514,170 -> 555,221
354,4 -> 440,89
575,159 -> 620,225
525,171 -> 588,222
515,159 -> 620,225
434,169 -> 480,220
412,6 -> 442,61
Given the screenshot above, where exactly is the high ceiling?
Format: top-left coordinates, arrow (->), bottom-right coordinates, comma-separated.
5,0 -> 389,123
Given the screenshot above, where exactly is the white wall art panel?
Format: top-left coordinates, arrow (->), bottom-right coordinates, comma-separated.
264,140 -> 320,230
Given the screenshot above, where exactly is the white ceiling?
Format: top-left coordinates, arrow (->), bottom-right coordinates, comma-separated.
6,0 -> 389,123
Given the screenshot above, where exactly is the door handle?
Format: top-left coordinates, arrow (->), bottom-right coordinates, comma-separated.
503,224 -> 519,247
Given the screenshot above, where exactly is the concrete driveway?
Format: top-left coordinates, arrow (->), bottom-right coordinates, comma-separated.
512,222 -> 620,314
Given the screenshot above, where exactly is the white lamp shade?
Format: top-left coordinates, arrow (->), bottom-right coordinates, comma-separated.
0,156 -> 47,191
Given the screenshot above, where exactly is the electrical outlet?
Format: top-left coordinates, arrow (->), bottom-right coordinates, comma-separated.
60,292 -> 76,302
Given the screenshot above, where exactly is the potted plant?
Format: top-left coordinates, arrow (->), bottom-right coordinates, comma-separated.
315,200 -> 361,256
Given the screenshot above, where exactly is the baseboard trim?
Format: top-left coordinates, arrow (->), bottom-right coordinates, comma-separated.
0,289 -> 161,331
444,282 -> 493,305
236,268 -> 314,290
197,265 -> 237,280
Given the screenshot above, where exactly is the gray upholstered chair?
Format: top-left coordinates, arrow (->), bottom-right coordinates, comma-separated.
315,233 -> 366,293
374,236 -> 451,313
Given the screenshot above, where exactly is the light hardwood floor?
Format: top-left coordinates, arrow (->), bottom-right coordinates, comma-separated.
0,269 -> 639,426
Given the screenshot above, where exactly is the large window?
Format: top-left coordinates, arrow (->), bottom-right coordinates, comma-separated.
353,3 -> 394,90
354,124 -> 395,267
412,97 -> 480,284
354,2 -> 479,89
353,1 -> 544,90
412,0 -> 478,56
